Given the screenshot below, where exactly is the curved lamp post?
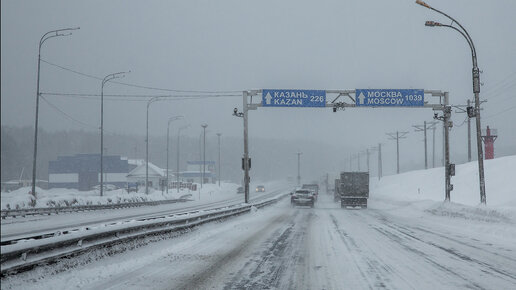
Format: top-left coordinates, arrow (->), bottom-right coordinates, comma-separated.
31,27 -> 79,198
100,71 -> 129,197
166,116 -> 183,194
145,96 -> 164,194
416,0 -> 486,204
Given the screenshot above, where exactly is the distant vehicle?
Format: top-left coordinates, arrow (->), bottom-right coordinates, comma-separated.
337,172 -> 369,208
237,186 -> 244,194
291,189 -> 315,208
256,185 -> 265,192
302,184 -> 319,201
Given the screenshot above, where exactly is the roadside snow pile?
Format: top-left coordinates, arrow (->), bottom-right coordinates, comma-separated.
0,182 -> 239,210
371,155 -> 516,220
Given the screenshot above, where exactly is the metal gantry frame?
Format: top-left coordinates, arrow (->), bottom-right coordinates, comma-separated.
236,89 -> 453,204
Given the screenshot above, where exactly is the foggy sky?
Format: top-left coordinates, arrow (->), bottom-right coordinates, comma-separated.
2,0 -> 516,178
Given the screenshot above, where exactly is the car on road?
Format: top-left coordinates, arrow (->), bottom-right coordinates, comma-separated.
302,184 -> 319,201
237,186 -> 244,194
256,185 -> 265,192
291,189 -> 315,207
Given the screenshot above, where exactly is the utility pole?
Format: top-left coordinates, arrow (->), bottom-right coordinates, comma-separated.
378,143 -> 382,180
201,124 -> 208,188
434,92 -> 454,201
454,99 -> 485,163
296,152 -> 302,186
432,125 -> 436,168
243,93 -> 250,203
413,121 -> 438,169
217,133 -> 222,187
442,123 -> 445,166
232,93 -> 250,204
467,99 -> 472,162
386,131 -> 409,174
364,148 -> 372,173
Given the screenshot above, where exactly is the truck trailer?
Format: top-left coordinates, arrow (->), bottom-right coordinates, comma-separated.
338,172 -> 369,208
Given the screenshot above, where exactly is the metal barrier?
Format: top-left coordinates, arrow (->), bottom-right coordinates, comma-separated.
0,194 -> 286,276
0,198 -> 191,219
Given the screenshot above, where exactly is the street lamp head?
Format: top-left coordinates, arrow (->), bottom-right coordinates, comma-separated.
415,0 -> 431,9
201,123 -> 208,129
425,20 -> 442,27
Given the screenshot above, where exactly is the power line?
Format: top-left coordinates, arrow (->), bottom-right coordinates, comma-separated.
40,95 -> 99,130
40,58 -> 242,94
484,104 -> 516,119
454,115 -> 469,127
40,92 -> 240,103
482,71 -> 516,96
40,92 -> 240,98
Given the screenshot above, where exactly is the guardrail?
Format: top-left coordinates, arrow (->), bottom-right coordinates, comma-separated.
0,193 -> 286,277
0,198 -> 191,219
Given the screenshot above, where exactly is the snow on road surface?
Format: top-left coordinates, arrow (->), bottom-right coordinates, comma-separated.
2,156 -> 516,289
4,193 -> 516,290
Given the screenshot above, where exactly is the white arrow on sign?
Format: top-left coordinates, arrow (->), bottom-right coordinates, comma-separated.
358,92 -> 365,105
265,92 -> 272,105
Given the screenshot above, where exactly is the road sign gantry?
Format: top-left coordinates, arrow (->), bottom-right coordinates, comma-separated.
236,89 -> 452,204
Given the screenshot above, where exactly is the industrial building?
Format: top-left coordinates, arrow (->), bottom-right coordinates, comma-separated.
48,154 -> 134,190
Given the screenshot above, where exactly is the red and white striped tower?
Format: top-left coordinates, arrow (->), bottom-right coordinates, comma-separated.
481,126 -> 498,160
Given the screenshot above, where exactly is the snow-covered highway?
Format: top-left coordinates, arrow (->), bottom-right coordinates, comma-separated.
4,192 -> 516,290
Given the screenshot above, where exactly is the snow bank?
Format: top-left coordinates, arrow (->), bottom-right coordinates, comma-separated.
370,155 -> 516,220
0,182 -> 240,210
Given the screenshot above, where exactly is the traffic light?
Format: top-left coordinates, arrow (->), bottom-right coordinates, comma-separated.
467,106 -> 475,118
242,157 -> 251,170
449,163 -> 455,176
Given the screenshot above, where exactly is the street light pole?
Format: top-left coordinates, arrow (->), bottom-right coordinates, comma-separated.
166,116 -> 183,194
201,124 -> 208,188
417,0 -> 486,204
145,96 -> 162,195
216,133 -> 222,187
177,125 -> 190,193
31,27 -> 79,198
100,71 -> 128,197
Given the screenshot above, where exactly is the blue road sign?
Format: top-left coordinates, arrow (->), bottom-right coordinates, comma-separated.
262,89 -> 326,107
355,89 -> 424,107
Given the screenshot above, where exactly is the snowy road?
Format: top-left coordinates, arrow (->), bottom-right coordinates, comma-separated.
4,193 -> 516,289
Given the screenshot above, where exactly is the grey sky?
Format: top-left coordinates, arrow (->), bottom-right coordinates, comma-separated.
2,0 -> 515,176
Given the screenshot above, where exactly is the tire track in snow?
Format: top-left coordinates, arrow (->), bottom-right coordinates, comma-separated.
174,211 -> 293,290
329,213 -> 388,289
224,210 -> 308,289
372,225 -> 486,289
375,220 -> 516,285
